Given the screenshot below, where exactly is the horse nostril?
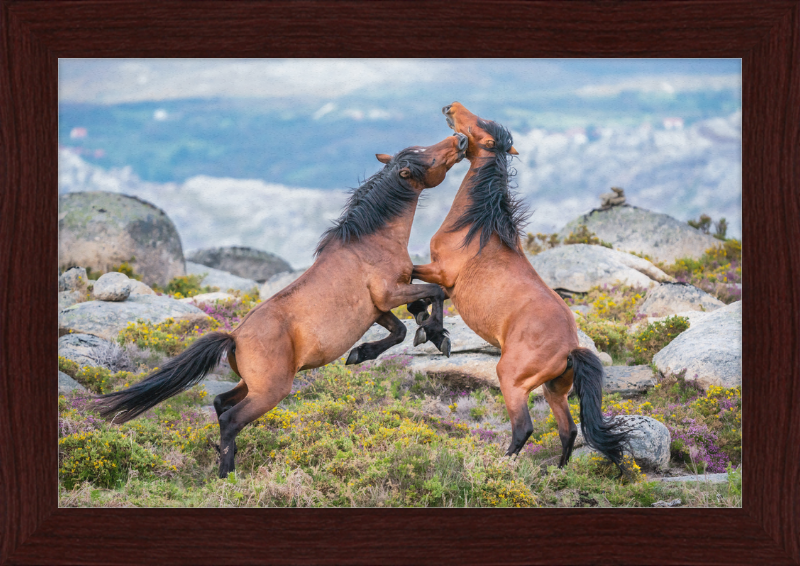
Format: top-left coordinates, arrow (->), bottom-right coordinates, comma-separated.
456,132 -> 468,150
442,105 -> 452,115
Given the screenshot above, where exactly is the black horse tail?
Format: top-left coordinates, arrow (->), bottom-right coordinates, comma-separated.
95,332 -> 235,423
570,347 -> 631,472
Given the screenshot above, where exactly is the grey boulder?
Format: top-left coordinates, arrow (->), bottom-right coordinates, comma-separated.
638,282 -> 724,317
92,272 -> 132,301
58,266 -> 89,292
186,261 -> 259,294
576,415 -> 671,470
528,244 -> 673,293
59,294 -> 211,341
558,205 -> 722,264
58,333 -> 112,367
58,370 -> 87,396
58,191 -> 185,287
187,246 -> 291,283
59,290 -> 84,310
604,365 -> 656,396
128,279 -> 156,296
653,301 -> 742,390
350,315 -> 599,392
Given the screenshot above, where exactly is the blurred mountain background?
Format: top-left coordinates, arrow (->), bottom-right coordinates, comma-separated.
58,59 -> 741,268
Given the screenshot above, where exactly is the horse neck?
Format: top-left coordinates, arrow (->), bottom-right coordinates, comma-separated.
443,155 -> 484,226
379,191 -> 422,247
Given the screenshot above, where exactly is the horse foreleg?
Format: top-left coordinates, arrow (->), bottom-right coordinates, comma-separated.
373,283 -> 451,357
346,311 -> 407,365
411,262 -> 450,288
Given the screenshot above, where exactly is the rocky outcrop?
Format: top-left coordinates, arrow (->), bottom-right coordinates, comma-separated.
653,301 -> 741,390
260,270 -> 307,301
59,291 -> 84,310
527,244 -> 673,293
186,261 -> 259,294
187,246 -> 291,283
350,316 -> 599,391
58,371 -> 87,396
558,206 -> 721,264
58,266 -> 89,293
576,415 -> 670,470
59,294 -> 211,341
600,187 -> 626,209
58,191 -> 185,287
58,333 -> 112,368
92,272 -> 132,302
179,292 -> 236,306
128,279 -> 156,296
604,366 -> 656,397
638,283 -> 724,317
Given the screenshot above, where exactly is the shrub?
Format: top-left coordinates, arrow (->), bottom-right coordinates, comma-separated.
658,242 -> 742,304
563,225 -> 612,248
194,293 -> 261,331
59,356 -> 79,378
582,284 -> 646,324
632,315 -> 689,364
74,366 -> 138,394
58,428 -> 168,489
153,274 -> 217,298
116,317 -> 220,356
524,232 -> 560,255
577,318 -> 632,360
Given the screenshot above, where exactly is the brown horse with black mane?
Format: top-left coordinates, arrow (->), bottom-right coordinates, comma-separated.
409,102 -> 630,470
96,132 -> 468,478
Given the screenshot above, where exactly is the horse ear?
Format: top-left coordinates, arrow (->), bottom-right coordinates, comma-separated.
376,154 -> 392,164
508,146 -> 519,155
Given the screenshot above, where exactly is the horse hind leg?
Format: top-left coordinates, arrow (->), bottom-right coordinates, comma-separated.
213,379 -> 248,419
543,371 -> 578,468
217,379 -> 292,478
346,311 -> 406,365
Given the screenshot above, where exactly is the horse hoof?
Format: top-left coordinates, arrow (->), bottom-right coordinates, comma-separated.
413,326 -> 427,346
345,348 -> 360,365
415,311 -> 429,324
440,337 -> 451,358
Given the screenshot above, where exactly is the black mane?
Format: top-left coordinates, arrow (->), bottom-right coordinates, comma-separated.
315,149 -> 430,256
448,118 -> 530,253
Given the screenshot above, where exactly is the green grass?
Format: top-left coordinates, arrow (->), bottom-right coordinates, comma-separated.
59,357 -> 742,508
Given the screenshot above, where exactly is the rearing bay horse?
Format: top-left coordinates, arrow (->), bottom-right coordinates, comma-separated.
410,103 -> 630,470
96,133 -> 468,478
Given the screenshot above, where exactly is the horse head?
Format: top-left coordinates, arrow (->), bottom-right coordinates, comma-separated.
442,102 -> 518,159
375,132 -> 468,191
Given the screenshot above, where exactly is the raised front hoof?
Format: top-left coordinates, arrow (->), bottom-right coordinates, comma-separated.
438,336 -> 451,358
345,348 -> 361,365
415,311 -> 430,325
413,326 -> 427,347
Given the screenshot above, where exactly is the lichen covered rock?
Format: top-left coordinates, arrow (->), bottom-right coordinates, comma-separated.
58,191 -> 185,287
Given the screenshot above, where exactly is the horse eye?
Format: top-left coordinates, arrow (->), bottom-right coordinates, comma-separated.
485,139 -> 495,148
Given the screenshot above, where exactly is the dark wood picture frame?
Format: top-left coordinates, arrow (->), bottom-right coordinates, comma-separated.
2,1 -> 798,564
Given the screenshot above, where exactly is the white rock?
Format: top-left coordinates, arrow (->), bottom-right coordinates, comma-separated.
58,266 -> 89,292
128,279 -> 156,296
576,415 -> 671,470
186,261 -> 259,294
528,244 -> 673,293
653,301 -> 741,389
179,292 -> 236,306
638,283 -> 724,317
598,352 -> 613,366
59,294 -> 212,342
58,370 -> 87,396
92,272 -> 132,301
558,205 -> 722,264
